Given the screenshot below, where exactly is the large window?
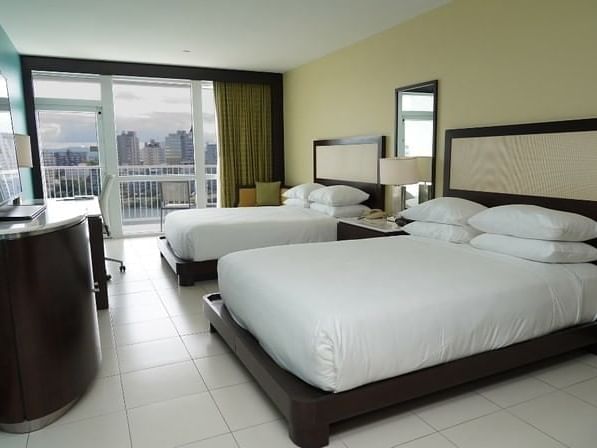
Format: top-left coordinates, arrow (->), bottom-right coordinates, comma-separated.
32,72 -> 218,236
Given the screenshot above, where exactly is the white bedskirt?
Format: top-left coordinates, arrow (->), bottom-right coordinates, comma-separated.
164,206 -> 337,261
219,236 -> 597,393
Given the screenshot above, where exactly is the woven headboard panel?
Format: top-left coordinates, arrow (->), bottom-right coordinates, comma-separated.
313,135 -> 385,210
444,118 -> 597,221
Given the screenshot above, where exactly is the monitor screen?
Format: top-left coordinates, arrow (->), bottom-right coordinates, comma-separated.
0,73 -> 22,206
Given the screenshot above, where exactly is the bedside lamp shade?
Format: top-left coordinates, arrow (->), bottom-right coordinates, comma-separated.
14,134 -> 33,168
379,157 -> 419,186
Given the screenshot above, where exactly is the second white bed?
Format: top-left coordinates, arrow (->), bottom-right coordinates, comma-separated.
218,236 -> 597,393
164,206 -> 337,261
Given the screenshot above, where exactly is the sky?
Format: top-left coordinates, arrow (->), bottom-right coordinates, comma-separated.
36,79 -> 217,152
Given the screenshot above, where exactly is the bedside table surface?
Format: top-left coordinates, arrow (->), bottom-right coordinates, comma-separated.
337,217 -> 403,233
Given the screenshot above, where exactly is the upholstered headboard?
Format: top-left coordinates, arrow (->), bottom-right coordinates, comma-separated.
313,135 -> 385,210
444,118 -> 597,221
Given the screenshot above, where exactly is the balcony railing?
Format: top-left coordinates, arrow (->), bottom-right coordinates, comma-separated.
42,165 -> 218,228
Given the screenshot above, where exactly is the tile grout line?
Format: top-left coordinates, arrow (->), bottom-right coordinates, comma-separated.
502,405 -> 572,448
106,303 -> 135,448
165,282 -> 240,447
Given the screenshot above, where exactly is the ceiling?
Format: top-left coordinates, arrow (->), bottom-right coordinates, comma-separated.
1,0 -> 449,73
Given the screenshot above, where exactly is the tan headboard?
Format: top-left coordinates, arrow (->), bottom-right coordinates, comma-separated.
444,118 -> 597,220
313,135 -> 385,209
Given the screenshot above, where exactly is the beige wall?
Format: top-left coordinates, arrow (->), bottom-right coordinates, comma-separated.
283,0 -> 597,203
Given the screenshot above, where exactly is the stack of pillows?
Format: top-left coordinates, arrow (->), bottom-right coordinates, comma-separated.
401,197 -> 597,263
283,183 -> 371,218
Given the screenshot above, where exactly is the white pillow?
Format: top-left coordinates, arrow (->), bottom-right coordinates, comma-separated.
310,202 -> 370,218
403,221 -> 481,244
400,197 -> 487,226
283,183 -> 323,200
283,198 -> 310,208
468,204 -> 597,242
308,185 -> 369,206
470,233 -> 597,263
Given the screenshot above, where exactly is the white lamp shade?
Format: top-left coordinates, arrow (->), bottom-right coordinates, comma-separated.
416,156 -> 432,182
379,157 -> 419,186
14,134 -> 33,168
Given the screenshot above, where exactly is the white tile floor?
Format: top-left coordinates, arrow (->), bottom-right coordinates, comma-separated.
3,236 -> 597,448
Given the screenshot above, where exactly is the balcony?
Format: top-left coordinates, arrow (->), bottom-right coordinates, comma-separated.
42,165 -> 217,233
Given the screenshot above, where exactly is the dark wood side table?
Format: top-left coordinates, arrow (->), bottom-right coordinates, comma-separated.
337,218 -> 407,240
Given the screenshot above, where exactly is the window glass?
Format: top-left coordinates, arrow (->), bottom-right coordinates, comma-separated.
33,75 -> 100,101
401,93 -> 434,112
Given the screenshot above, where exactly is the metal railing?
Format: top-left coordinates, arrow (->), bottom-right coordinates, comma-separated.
43,165 -> 218,226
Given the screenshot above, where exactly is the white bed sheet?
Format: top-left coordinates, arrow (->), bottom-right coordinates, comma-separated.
164,206 -> 337,261
218,236 -> 597,393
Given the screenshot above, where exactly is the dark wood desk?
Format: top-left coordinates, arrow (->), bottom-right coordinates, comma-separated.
47,199 -> 109,310
0,198 -> 109,310
0,209 -> 101,431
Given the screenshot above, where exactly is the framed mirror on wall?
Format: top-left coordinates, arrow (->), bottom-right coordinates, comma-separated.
394,80 -> 438,208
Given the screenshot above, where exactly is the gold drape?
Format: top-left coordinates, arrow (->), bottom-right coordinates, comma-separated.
214,82 -> 272,207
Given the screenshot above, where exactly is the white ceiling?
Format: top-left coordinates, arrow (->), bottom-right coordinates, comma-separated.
1,0 -> 449,73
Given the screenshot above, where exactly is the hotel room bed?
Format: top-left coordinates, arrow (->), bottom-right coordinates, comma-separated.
219,235 -> 597,393
159,135 -> 385,285
204,117 -> 597,447
164,206 -> 337,261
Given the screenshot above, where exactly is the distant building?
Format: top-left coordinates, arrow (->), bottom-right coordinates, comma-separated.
205,142 -> 217,165
88,145 -> 99,163
142,140 -> 164,165
117,131 -> 140,165
165,130 -> 194,165
42,150 -> 56,166
53,149 -> 85,166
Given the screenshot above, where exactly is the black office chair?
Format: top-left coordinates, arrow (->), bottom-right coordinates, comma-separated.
99,174 -> 126,275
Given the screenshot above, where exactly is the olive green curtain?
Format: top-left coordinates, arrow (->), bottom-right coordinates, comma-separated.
214,82 -> 272,207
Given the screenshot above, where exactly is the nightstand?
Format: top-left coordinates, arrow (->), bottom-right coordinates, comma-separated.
337,218 -> 407,240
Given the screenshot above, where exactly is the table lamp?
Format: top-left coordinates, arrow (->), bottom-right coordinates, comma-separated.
14,134 -> 33,168
379,157 -> 419,214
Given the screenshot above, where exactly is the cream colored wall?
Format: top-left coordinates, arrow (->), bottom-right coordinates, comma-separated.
283,0 -> 597,206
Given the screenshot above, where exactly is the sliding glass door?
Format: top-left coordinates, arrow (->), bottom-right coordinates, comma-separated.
32,72 -> 218,236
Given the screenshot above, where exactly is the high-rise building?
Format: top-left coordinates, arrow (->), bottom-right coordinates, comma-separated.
165,130 -> 194,165
205,142 -> 217,165
142,140 -> 164,165
117,131 -> 140,165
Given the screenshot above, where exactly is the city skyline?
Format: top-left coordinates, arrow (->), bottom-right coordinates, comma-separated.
37,82 -> 217,150
42,128 -> 217,167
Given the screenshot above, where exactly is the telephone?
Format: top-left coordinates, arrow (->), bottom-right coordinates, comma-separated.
360,209 -> 387,220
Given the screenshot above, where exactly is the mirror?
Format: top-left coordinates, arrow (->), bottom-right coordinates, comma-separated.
394,80 -> 437,207
0,72 -> 21,206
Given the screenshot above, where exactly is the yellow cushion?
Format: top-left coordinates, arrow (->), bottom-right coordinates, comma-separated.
238,188 -> 257,207
237,185 -> 288,207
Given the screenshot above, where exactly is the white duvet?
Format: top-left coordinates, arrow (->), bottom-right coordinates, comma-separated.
164,206 -> 337,261
218,236 -> 597,393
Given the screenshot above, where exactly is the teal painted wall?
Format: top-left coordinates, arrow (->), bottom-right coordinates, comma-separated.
0,24 -> 33,199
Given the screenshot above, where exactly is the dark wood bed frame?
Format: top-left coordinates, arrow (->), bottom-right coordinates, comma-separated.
203,117 -> 597,447
159,135 -> 386,286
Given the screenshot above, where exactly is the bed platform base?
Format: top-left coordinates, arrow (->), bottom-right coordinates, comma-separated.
204,293 -> 597,448
158,236 -> 217,286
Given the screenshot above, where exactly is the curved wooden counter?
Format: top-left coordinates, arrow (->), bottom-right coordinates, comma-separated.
0,216 -> 101,432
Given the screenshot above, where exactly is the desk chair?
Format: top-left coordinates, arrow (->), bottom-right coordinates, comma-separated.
160,181 -> 192,232
99,174 -> 126,274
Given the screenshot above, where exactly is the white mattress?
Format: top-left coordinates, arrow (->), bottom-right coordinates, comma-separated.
218,236 -> 597,393
164,206 -> 337,261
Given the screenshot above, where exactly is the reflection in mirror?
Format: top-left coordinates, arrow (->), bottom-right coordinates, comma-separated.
0,72 -> 22,207
395,80 -> 437,209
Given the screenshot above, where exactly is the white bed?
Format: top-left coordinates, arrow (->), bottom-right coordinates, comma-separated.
218,235 -> 597,393
164,206 -> 337,261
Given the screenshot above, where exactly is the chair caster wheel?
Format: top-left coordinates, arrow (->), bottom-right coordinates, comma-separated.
119,266 -> 126,273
